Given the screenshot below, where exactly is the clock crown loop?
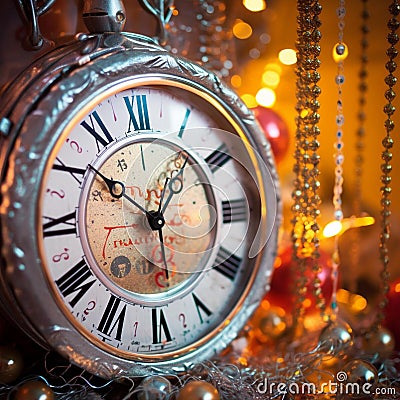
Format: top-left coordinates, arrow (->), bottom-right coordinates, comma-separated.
83,0 -> 126,33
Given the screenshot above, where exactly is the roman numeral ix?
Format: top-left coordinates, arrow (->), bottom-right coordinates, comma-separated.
42,211 -> 77,237
205,144 -> 231,173
52,157 -> 86,185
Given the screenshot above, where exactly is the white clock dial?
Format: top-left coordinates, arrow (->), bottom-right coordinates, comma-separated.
41,84 -> 260,358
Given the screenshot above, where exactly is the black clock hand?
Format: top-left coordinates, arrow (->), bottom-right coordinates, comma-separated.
88,164 -> 124,198
157,177 -> 170,212
88,164 -> 150,216
154,177 -> 170,280
161,156 -> 188,214
157,227 -> 169,281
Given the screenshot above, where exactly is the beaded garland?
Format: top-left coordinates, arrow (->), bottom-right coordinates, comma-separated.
166,0 -> 236,80
374,0 -> 400,333
329,0 -> 348,318
349,0 -> 370,293
291,0 -> 327,331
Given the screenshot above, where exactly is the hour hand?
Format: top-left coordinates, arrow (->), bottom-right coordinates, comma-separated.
88,164 -> 125,198
88,164 -> 149,215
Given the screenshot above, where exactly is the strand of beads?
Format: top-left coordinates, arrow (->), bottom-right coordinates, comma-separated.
377,1 -> 399,330
361,1 -> 400,360
196,0 -> 236,80
349,0 -> 369,293
291,0 -> 326,335
330,0 -> 348,319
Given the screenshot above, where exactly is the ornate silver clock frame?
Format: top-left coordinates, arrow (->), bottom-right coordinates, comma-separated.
0,1 -> 280,378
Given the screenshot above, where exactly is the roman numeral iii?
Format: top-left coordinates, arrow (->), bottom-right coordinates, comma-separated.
222,199 -> 247,223
213,247 -> 242,281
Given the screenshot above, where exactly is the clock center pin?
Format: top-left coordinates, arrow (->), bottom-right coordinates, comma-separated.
147,210 -> 166,230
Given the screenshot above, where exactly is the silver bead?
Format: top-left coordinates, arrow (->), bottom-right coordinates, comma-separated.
336,43 -> 346,56
319,319 -> 353,355
340,359 -> 378,398
362,327 -> 395,359
137,375 -> 172,400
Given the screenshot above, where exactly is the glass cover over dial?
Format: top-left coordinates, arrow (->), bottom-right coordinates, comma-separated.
41,83 -> 263,358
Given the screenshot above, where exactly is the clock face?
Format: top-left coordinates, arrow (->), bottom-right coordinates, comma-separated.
39,80 -> 264,360
81,137 -> 218,302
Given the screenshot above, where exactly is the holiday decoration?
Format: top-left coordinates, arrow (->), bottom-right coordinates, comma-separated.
14,380 -> 55,400
252,106 -> 290,164
137,375 -> 172,400
318,319 -> 353,355
265,246 -> 333,316
362,327 -> 395,360
384,278 -> 400,349
0,346 -> 23,384
341,359 -> 378,397
176,380 -> 220,400
0,0 -> 400,399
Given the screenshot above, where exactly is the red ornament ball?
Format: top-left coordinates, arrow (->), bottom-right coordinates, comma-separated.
253,106 -> 290,164
383,277 -> 400,350
265,246 -> 333,314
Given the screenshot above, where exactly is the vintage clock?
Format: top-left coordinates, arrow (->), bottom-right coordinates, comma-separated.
0,1 -> 280,378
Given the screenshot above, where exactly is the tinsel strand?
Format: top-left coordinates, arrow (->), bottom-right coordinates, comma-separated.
196,0 -> 236,79
291,0 -> 326,333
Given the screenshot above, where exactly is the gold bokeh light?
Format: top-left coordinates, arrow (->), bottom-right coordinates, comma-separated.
241,93 -> 257,108
278,48 -> 297,65
262,70 -> 280,88
233,19 -> 253,40
256,87 -> 276,107
243,0 -> 266,12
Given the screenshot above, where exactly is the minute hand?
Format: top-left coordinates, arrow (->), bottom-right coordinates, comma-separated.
161,157 -> 188,214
